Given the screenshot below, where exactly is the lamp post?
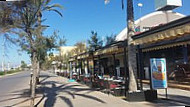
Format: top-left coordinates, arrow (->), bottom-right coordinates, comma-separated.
138,3 -> 143,32
2,36 -> 5,74
7,62 -> 10,71
104,0 -> 138,92
138,3 -> 143,15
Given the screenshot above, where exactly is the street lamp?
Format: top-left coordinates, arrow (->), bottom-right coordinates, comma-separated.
138,3 -> 143,32
7,62 -> 10,71
138,3 -> 143,18
104,0 -> 110,4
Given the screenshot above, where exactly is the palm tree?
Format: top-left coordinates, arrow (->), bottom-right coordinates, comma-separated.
34,0 -> 63,81
104,0 -> 137,92
126,0 -> 138,92
30,1 -> 63,106
74,41 -> 87,54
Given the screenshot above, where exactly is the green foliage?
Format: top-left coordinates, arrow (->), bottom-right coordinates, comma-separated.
21,60 -> 27,68
41,57 -> 52,70
37,31 -> 66,69
73,41 -> 86,55
105,34 -> 116,46
0,69 -> 21,76
0,0 -> 65,79
87,31 -> 103,51
0,0 -> 64,70
0,2 -> 20,33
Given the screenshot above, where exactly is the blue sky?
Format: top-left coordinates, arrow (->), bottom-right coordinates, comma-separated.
0,0 -> 190,68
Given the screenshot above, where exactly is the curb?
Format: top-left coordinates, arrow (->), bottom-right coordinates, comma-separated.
142,80 -> 190,91
0,71 -> 23,78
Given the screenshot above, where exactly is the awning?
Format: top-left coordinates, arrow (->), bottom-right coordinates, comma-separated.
142,41 -> 190,52
94,46 -> 123,56
132,23 -> 190,45
69,57 -> 76,62
77,53 -> 90,59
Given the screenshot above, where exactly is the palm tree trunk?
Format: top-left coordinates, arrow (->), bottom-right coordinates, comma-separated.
127,0 -> 137,92
36,61 -> 40,84
36,3 -> 42,84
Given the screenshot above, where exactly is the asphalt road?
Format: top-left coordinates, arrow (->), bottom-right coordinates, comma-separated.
0,71 -> 31,107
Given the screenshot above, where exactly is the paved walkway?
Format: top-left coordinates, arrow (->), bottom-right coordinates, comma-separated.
32,72 -> 140,107
16,71 -> 190,107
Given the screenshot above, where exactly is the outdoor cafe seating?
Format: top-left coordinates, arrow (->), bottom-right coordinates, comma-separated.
90,75 -> 125,96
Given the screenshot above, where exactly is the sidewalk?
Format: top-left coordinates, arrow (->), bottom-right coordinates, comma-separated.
18,72 -> 190,107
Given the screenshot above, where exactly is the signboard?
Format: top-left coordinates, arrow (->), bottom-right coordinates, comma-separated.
150,58 -> 167,89
155,0 -> 182,11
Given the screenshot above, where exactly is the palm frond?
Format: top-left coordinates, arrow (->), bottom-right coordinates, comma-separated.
121,0 -> 124,10
45,0 -> 51,5
48,4 -> 63,9
47,8 -> 63,17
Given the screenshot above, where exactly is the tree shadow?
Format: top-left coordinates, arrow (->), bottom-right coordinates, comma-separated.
0,92 -> 40,107
43,83 -> 58,107
0,85 -> 42,106
1,74 -> 106,107
34,80 -> 106,107
74,93 -> 106,103
0,88 -> 32,104
59,96 -> 74,107
39,75 -> 51,83
39,74 -> 58,83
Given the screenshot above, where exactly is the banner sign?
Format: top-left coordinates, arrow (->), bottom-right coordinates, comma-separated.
150,58 -> 167,89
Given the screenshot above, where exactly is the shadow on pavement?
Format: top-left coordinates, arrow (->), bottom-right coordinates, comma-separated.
74,93 -> 106,103
35,80 -> 106,107
39,74 -> 58,83
59,96 -> 74,107
0,73 -> 106,107
0,74 -> 56,107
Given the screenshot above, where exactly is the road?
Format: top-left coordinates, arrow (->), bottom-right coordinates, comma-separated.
0,71 -> 31,107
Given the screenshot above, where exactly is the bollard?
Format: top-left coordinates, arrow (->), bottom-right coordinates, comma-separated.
30,72 -> 33,92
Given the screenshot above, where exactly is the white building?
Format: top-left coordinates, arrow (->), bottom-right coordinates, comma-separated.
116,11 -> 185,41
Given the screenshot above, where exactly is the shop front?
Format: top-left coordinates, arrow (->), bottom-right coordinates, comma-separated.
132,15 -> 190,83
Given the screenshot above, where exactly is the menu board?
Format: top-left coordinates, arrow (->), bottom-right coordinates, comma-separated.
150,58 -> 167,89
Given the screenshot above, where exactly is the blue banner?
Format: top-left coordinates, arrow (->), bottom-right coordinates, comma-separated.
150,58 -> 167,89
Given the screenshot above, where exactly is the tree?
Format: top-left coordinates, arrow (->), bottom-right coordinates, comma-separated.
0,0 -> 64,106
73,41 -> 87,55
87,31 -> 103,51
36,31 -> 66,84
126,0 -> 138,92
105,0 -> 137,92
21,60 -> 27,68
0,1 -> 27,75
105,34 -> 116,46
